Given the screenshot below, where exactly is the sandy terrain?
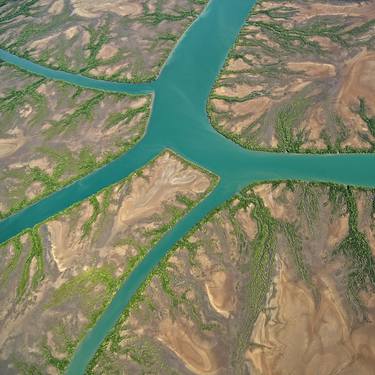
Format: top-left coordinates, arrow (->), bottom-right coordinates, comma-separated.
337,51 -> 375,118
205,271 -> 235,318
247,255 -> 375,375
90,182 -> 375,374
0,0 -> 208,81
48,0 -> 64,15
158,319 -> 221,374
0,64 -> 151,216
97,44 -> 118,60
287,61 -> 336,78
0,137 -> 25,158
0,151 -> 214,374
208,0 -> 375,151
71,0 -> 143,18
116,152 -> 210,226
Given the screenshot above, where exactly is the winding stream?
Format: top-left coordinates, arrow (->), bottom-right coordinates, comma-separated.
1,0 -> 375,373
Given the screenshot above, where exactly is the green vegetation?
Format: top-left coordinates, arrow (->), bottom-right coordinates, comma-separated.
231,189 -> 277,371
142,8 -> 198,26
0,64 -> 152,220
42,344 -> 70,373
297,182 -> 319,230
275,98 -> 308,152
333,187 -> 375,315
0,0 -> 38,24
105,103 -> 149,129
210,90 -> 266,103
0,78 -> 44,113
207,0 -> 375,154
1,236 -> 23,286
2,150 -> 217,373
281,222 -> 312,286
252,5 -> 297,20
358,98 -> 375,137
41,267 -> 119,373
83,23 -> 110,72
73,179 -> 374,373
46,93 -> 105,137
47,267 -> 119,311
13,360 -> 43,375
17,227 -> 44,299
82,196 -> 101,237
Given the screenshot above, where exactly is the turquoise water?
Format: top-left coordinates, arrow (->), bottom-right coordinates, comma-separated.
1,0 -> 375,373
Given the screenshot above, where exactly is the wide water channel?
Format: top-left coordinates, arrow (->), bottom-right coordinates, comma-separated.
1,0 -> 375,373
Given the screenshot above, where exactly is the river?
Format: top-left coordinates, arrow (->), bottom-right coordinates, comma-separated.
0,0 -> 375,373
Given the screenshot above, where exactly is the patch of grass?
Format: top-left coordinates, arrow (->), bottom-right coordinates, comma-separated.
252,5 -> 297,20
210,90 -> 266,103
1,236 -> 23,287
281,222 -> 312,287
46,93 -> 105,137
358,98 -> 375,137
142,9 -> 197,26
83,23 -> 110,72
17,227 -> 44,299
46,267 -> 119,311
13,360 -> 43,375
42,344 -> 69,373
297,183 -> 319,230
231,189 -> 277,371
105,104 -> 149,129
0,78 -> 44,113
275,97 -> 308,152
30,166 -> 59,194
0,0 -> 38,23
333,187 -> 375,316
82,196 -> 101,238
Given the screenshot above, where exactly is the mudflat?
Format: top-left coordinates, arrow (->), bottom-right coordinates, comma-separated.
0,0 -> 208,82
208,0 -> 375,152
0,150 -> 215,374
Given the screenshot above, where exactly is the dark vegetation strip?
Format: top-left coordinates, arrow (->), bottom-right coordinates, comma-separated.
331,185 -> 375,317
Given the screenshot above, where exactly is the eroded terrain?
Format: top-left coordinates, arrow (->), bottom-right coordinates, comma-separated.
0,63 -> 151,218
208,0 -> 375,152
0,150 -> 215,374
86,182 -> 375,374
0,0 -> 208,81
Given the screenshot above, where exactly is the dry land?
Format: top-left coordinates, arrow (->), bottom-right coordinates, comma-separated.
0,63 -> 151,218
85,182 -> 375,375
0,0 -> 208,82
0,150 -> 216,374
208,0 -> 375,152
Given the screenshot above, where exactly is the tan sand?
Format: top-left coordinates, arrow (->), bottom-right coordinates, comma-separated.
97,44 -> 118,61
48,0 -> 64,15
158,319 -> 221,374
71,0 -> 143,18
205,271 -> 235,318
287,61 -> 336,78
114,152 -> 210,228
246,255 -> 375,375
0,137 -> 25,158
